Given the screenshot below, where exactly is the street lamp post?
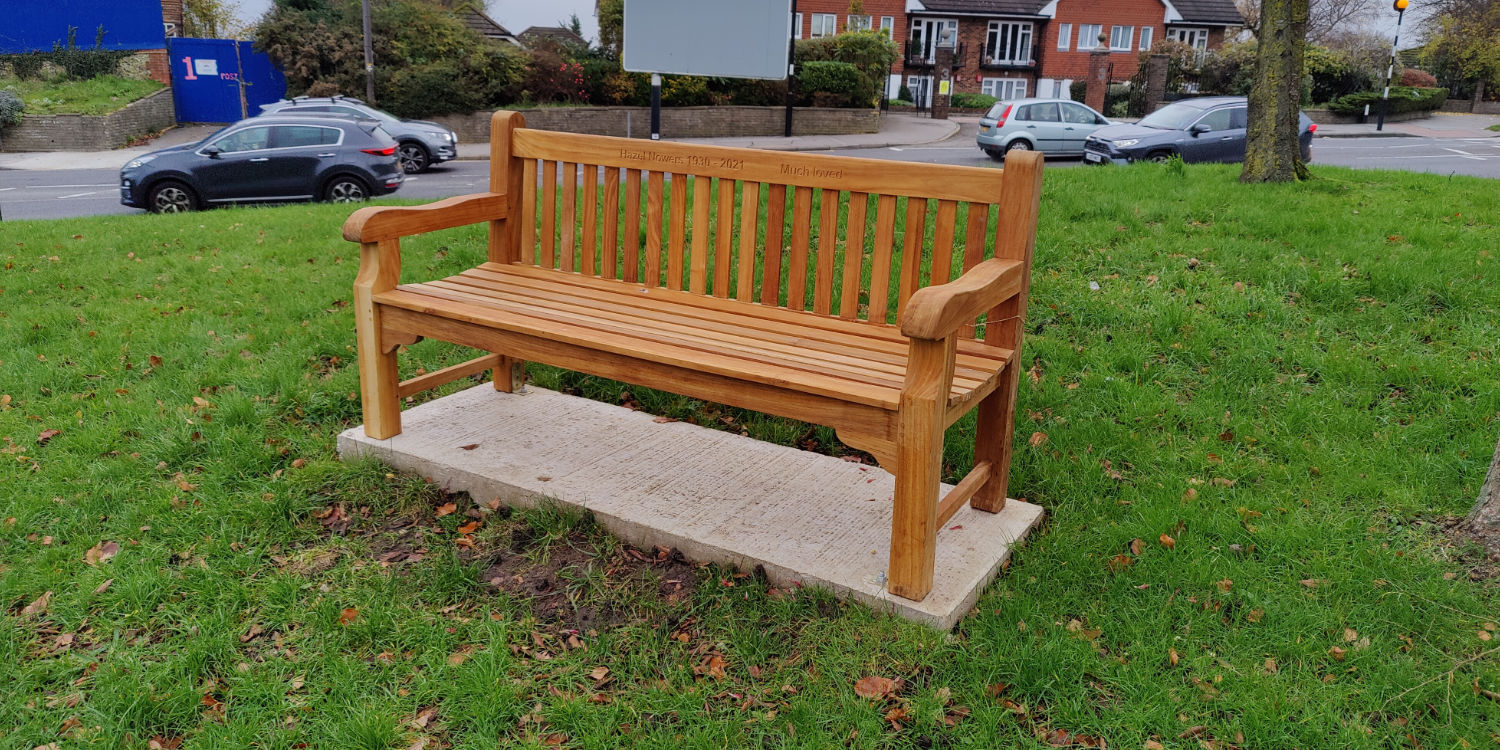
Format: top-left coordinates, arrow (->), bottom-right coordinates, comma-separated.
1375,0 -> 1409,132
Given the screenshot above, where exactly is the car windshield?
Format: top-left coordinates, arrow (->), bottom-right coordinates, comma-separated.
1137,103 -> 1210,130
360,106 -> 401,123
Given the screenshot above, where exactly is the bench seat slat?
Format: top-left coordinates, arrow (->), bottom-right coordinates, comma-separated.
377,267 -> 1012,410
423,276 -> 997,391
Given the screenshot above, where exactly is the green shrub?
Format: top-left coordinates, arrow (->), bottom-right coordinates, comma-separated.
1399,68 -> 1438,87
899,84 -> 912,101
662,75 -> 713,106
6,53 -> 47,80
1196,41 -> 1257,96
1305,45 -> 1375,104
794,31 -> 895,108
0,89 -> 24,126
1070,80 -> 1086,102
950,92 -> 997,109
49,26 -> 130,80
382,62 -> 480,117
1326,86 -> 1446,115
797,60 -> 870,107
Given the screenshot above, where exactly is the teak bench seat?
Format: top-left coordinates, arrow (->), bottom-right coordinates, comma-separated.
344,111 -> 1043,602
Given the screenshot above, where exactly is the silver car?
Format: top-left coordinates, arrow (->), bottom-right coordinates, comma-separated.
258,96 -> 458,174
976,98 -> 1113,161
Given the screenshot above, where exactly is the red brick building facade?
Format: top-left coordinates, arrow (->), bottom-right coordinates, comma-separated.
899,0 -> 1242,104
791,0 -> 910,95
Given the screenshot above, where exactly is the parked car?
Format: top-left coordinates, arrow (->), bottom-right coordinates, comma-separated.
976,98 -> 1113,160
258,96 -> 458,174
120,115 -> 404,213
1083,96 -> 1316,165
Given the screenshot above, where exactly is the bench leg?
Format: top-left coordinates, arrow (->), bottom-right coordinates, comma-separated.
970,363 -> 1021,513
354,307 -> 401,440
888,337 -> 955,602
492,356 -> 526,392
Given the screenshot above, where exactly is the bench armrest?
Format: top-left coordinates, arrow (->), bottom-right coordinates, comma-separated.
342,192 -> 509,243
899,258 -> 1026,341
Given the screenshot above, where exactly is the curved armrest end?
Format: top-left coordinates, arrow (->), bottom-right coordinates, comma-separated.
899,258 -> 1026,340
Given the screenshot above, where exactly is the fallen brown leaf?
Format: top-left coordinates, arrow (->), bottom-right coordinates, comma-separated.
1130,538 -> 1143,556
37,429 -> 62,445
1158,533 -> 1176,549
459,443 -> 480,450
21,590 -> 52,617
1168,648 -> 1180,667
853,675 -> 902,700
1029,431 -> 1048,447
338,607 -> 358,626
434,502 -> 457,518
83,540 -> 120,566
93,578 -> 113,595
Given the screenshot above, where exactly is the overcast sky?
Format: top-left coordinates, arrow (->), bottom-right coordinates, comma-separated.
233,0 -> 601,42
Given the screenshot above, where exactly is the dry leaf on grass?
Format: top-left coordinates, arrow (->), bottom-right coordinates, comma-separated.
21,590 -> 52,617
37,429 -> 61,445
338,608 -> 358,626
853,676 -> 902,700
434,502 -> 457,518
83,540 -> 120,566
1158,533 -> 1176,549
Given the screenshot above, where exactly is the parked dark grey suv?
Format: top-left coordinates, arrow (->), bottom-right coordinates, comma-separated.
120,115 -> 404,213
1083,96 -> 1316,165
258,96 -> 458,174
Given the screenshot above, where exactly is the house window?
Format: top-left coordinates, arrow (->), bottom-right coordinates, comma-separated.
793,12 -> 802,39
880,16 -> 894,37
1167,27 -> 1210,59
981,77 -> 1027,100
848,14 -> 872,32
810,13 -> 837,38
1139,26 -> 1154,51
1057,23 -> 1072,51
1077,24 -> 1103,50
986,21 -> 1034,65
1110,25 -> 1133,51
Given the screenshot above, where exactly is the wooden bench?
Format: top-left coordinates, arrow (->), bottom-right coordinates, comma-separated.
343,111 -> 1043,602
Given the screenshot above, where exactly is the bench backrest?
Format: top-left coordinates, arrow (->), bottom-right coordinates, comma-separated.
486,111 -> 1042,345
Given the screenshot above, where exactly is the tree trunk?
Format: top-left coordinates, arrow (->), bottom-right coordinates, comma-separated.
1241,0 -> 1310,183
1467,436 -> 1500,558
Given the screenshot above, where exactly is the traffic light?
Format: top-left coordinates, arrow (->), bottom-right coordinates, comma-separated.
1393,0 -> 1408,10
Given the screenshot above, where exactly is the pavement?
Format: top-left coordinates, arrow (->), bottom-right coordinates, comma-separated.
0,115 -> 960,171
1313,112 -> 1500,139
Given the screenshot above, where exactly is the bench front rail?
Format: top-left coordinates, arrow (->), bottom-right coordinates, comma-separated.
345,111 -> 1043,602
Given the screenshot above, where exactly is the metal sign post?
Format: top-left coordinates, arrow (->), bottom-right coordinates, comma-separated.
1376,0 -> 1408,132
651,74 -> 662,140
784,0 -> 797,137
362,0 -> 375,104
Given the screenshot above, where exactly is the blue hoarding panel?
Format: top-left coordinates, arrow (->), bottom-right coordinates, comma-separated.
167,38 -> 287,124
0,0 -> 167,53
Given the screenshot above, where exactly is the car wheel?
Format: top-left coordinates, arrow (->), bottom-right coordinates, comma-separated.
984,148 -> 1005,162
1146,151 -> 1173,163
1005,140 -> 1033,153
398,143 -> 430,174
147,180 -> 198,213
324,176 -> 369,203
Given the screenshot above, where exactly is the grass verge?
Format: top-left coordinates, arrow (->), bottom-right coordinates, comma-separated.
0,75 -> 164,116
1,164 -> 1497,748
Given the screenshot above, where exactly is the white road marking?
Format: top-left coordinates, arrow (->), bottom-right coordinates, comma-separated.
58,191 -> 98,198
888,147 -> 904,151
31,183 -> 117,189
1441,148 -> 1486,161
0,187 -> 14,192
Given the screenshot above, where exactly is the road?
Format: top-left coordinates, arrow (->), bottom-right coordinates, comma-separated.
2,125 -> 1496,221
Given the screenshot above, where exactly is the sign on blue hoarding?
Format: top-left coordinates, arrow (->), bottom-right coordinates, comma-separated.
167,38 -> 287,124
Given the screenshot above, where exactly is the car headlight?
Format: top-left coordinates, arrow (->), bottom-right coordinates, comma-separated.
123,155 -> 157,169
1112,139 -> 1139,148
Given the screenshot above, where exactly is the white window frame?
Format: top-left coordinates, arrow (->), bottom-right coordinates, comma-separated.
906,75 -> 935,106
1167,27 -> 1210,63
1077,23 -> 1103,51
981,77 -> 1027,101
1057,23 -> 1072,51
985,21 -> 1034,65
810,13 -> 837,38
1139,26 -> 1154,51
1110,25 -> 1133,51
793,12 -> 802,39
880,16 -> 895,37
847,14 -> 872,32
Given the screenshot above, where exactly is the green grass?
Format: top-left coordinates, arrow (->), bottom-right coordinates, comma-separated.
1487,124 -> 1500,132
2,164 -> 1498,748
0,75 -> 164,115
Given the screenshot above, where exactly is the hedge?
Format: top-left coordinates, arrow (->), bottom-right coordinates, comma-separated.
950,92 -> 997,109
1327,86 -> 1446,116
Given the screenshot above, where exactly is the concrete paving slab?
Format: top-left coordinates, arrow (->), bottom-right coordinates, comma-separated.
338,385 -> 1043,629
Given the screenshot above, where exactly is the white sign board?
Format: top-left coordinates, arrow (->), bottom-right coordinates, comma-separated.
623,0 -> 792,80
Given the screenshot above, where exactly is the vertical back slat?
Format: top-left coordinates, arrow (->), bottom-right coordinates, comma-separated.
646,171 -> 664,287
788,186 -> 813,310
813,188 -> 839,316
736,182 -> 760,302
761,184 -> 787,306
713,178 -> 734,297
520,159 -> 537,264
896,198 -> 929,318
559,162 -> 576,273
867,194 -> 898,323
602,167 -> 620,279
930,199 -> 958,286
961,202 -> 990,338
624,169 -> 642,283
839,193 -> 868,320
689,175 -> 710,294
985,155 -> 1043,345
581,164 -> 598,276
540,160 -> 557,268
668,172 -> 688,290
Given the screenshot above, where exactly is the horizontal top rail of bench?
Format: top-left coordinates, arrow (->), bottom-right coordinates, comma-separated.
511,129 -> 1006,205
344,193 -> 508,243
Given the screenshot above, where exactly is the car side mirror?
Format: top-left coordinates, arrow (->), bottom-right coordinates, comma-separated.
203,146 -> 222,159
1190,123 -> 1211,136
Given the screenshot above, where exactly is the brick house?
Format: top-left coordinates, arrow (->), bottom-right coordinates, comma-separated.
791,0 -> 909,97
900,0 -> 1243,105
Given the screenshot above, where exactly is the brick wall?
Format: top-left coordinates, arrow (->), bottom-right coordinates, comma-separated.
429,106 -> 880,143
0,88 -> 176,152
144,49 -> 172,85
1045,0 -> 1167,81
161,0 -> 184,29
